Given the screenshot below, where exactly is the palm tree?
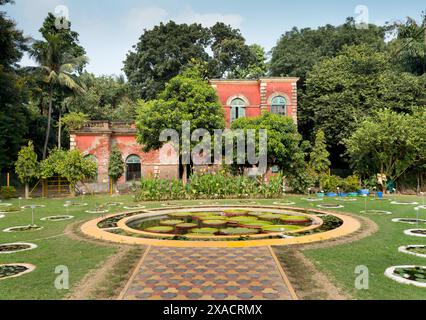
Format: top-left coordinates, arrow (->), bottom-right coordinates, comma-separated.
30,34 -> 86,158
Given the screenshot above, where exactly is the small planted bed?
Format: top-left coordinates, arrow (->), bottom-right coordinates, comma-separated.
392,218 -> 426,225
0,264 -> 35,280
64,202 -> 87,207
399,245 -> 426,258
3,225 -> 44,233
21,205 -> 45,209
301,198 -> 323,202
40,215 -> 74,222
273,201 -> 296,206
404,229 -> 426,238
0,243 -> 37,254
105,202 -> 123,206
385,266 -> 426,288
391,201 -> 419,205
360,210 -> 392,215
123,204 -> 146,210
85,208 -> 109,214
317,204 -> 344,209
280,215 -> 311,225
0,206 -> 23,213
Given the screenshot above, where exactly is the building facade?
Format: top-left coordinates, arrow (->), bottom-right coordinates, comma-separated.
71,78 -> 299,192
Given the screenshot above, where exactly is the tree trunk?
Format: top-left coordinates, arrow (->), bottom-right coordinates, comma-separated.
58,109 -> 62,149
43,87 -> 53,159
70,183 -> 76,197
182,164 -> 188,186
25,182 -> 29,200
417,172 -> 421,195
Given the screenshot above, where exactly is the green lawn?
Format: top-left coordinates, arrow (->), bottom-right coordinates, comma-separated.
0,194 -> 425,299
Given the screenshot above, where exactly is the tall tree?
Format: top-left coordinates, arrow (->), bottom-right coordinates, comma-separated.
135,67 -> 225,184
15,141 -> 39,199
303,44 -> 426,166
108,146 -> 124,193
30,34 -> 86,159
309,129 -> 331,174
0,0 -> 29,170
270,17 -> 386,85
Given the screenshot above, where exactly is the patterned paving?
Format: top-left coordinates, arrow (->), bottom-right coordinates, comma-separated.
120,246 -> 296,300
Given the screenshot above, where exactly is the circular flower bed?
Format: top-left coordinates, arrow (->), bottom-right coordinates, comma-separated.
223,209 -> 250,217
391,201 -> 419,205
145,226 -> 174,234
21,205 -> 45,209
0,264 -> 35,280
85,209 -> 109,214
3,225 -> 44,233
399,245 -> 426,258
64,202 -> 88,207
404,229 -> 426,238
220,227 -> 259,236
417,205 -> 426,210
301,198 -> 323,202
0,243 -> 37,254
123,205 -> 146,210
0,214 -> 4,219
0,206 -> 23,214
384,266 -> 426,288
40,215 -> 74,222
359,210 -> 392,215
273,201 -> 296,206
189,228 -> 219,235
160,219 -> 184,226
105,202 -> 124,206
392,218 -> 426,225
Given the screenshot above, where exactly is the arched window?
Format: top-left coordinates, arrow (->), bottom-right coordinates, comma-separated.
126,155 -> 141,182
230,98 -> 246,123
84,154 -> 98,182
271,96 -> 287,116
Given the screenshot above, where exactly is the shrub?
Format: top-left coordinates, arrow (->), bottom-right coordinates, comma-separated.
0,186 -> 16,199
319,174 -> 360,192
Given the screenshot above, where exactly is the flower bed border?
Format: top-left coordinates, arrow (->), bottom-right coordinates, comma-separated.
0,263 -> 36,281
384,265 -> 426,288
0,243 -> 38,254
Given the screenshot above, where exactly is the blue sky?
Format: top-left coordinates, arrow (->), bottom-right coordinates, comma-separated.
4,0 -> 425,76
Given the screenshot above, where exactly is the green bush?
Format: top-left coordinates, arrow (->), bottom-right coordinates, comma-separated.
134,172 -> 286,201
0,186 -> 16,199
319,174 -> 360,192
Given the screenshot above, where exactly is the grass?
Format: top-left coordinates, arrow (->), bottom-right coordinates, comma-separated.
0,193 -> 425,299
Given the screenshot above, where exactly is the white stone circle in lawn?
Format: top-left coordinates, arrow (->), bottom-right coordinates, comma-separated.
399,245 -> 426,259
301,198 -> 323,202
0,203 -> 12,207
417,205 -> 426,210
21,205 -> 45,209
273,201 -> 296,206
0,214 -> 4,219
0,263 -> 36,281
64,203 -> 88,207
105,202 -> 123,206
404,229 -> 426,238
316,204 -> 344,209
123,205 -> 147,210
40,215 -> 74,222
392,218 -> 426,225
3,225 -> 44,233
0,208 -> 23,214
391,201 -> 419,205
85,209 -> 109,214
338,198 -> 358,202
359,210 -> 392,215
0,243 -> 38,254
384,265 -> 426,288
199,201 -> 221,205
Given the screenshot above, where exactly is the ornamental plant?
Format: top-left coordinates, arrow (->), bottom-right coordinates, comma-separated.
15,141 -> 39,199
108,146 -> 124,193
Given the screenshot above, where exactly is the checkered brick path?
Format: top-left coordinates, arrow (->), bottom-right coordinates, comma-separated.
121,246 -> 295,300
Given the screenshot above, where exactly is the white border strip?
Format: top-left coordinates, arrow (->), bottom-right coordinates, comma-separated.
399,246 -> 426,258
404,229 -> 426,238
0,263 -> 36,280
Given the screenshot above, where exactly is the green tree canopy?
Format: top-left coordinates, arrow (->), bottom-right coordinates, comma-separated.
231,112 -> 306,175
345,109 -> 425,186
123,21 -> 256,99
108,146 -> 124,183
136,67 -> 225,182
270,17 -> 386,85
309,129 -> 331,174
15,141 -> 39,198
303,44 -> 426,165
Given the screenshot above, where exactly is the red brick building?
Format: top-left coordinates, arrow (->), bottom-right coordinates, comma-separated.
71,78 -> 299,192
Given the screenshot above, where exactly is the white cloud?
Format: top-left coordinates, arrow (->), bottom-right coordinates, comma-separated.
174,6 -> 243,28
125,6 -> 169,32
